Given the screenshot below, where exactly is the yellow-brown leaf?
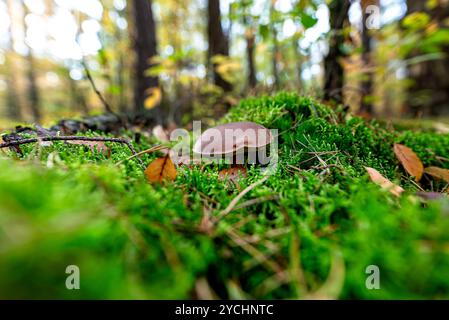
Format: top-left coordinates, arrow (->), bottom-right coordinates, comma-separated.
144,87 -> 162,110
424,166 -> 449,183
145,155 -> 177,184
393,144 -> 424,181
365,167 -> 404,197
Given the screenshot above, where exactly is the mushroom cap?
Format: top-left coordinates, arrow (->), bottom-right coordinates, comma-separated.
193,121 -> 273,156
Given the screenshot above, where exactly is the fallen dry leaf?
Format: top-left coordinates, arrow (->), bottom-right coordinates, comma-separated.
218,166 -> 247,183
145,155 -> 177,184
67,140 -> 110,156
365,167 -> 404,197
424,166 -> 449,183
393,144 -> 424,181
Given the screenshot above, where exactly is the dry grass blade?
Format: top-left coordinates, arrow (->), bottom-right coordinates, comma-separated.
289,230 -> 307,298
253,270 -> 290,297
216,175 -> 269,220
115,145 -> 167,166
304,248 -> 345,300
226,279 -> 251,300
233,195 -> 279,211
225,227 -> 283,274
365,167 -> 404,197
394,144 -> 424,182
199,206 -> 214,235
195,277 -> 218,300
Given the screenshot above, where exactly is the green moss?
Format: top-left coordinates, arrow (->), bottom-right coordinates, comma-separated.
1,92 -> 449,299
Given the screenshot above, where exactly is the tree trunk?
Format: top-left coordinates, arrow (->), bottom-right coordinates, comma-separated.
323,0 -> 350,103
359,0 -> 377,114
117,54 -> 127,113
26,55 -> 41,122
292,36 -> 305,92
4,72 -> 21,121
114,14 -> 127,114
246,32 -> 257,89
131,0 -> 159,117
5,0 -> 22,121
271,27 -> 280,90
67,69 -> 89,115
270,0 -> 280,90
244,25 -> 257,89
406,0 -> 449,116
22,1 -> 40,122
207,0 -> 232,92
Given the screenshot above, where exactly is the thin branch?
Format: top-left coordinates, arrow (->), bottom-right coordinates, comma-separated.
115,145 -> 168,167
409,178 -> 425,192
81,59 -> 114,114
225,227 -> 283,274
0,136 -> 145,169
215,175 -> 269,221
233,194 -> 280,211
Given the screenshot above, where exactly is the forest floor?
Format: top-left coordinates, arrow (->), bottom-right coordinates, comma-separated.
1,93 -> 449,299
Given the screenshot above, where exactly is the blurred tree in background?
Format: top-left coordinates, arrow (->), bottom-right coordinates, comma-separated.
405,0 -> 449,117
21,0 -> 41,122
130,0 -> 160,120
359,0 -> 377,114
323,0 -> 350,104
0,0 -> 448,128
208,0 -> 232,92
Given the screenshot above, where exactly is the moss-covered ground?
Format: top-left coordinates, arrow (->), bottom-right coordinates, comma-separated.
1,93 -> 449,299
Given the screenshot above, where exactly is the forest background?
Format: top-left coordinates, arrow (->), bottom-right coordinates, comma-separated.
1,0 -> 448,129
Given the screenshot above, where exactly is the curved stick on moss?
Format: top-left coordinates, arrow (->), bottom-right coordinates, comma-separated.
115,145 -> 168,167
215,175 -> 269,221
0,136 -> 145,169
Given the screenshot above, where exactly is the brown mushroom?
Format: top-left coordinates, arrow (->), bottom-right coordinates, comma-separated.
193,121 -> 274,165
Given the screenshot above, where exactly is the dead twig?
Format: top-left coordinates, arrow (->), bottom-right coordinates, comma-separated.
310,164 -> 343,171
289,229 -> 307,298
436,156 -> 449,162
409,178 -> 425,191
115,145 -> 168,167
81,57 -> 116,115
225,227 -> 283,274
233,194 -> 280,211
215,175 -> 269,221
286,164 -> 302,173
0,136 -> 145,169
